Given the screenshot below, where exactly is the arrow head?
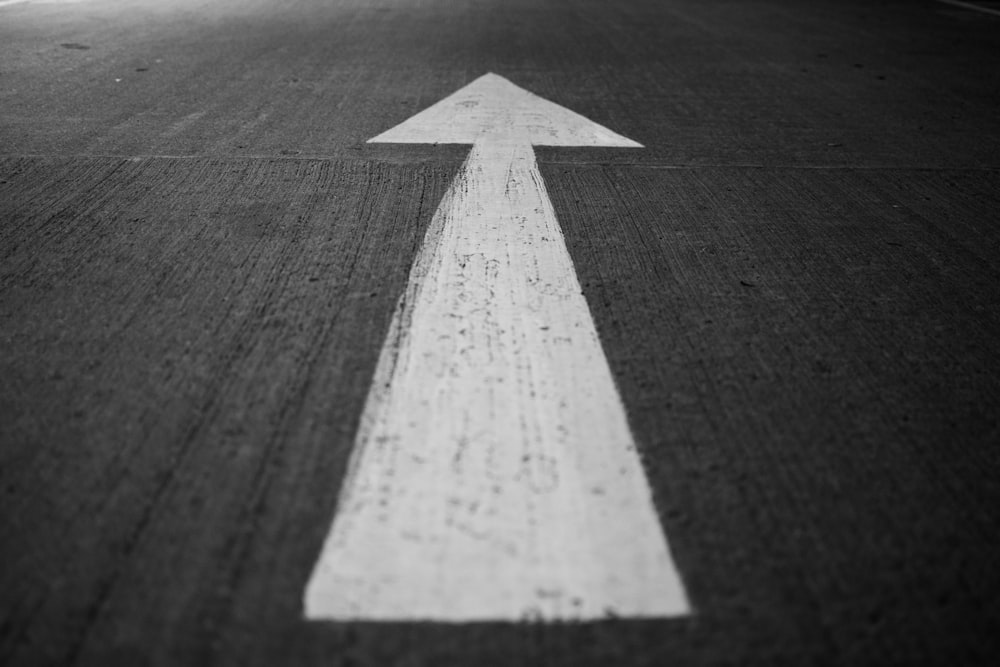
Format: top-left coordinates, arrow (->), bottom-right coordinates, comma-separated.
368,73 -> 642,147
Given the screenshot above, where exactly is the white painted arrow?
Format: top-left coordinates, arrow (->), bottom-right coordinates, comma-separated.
304,73 -> 689,622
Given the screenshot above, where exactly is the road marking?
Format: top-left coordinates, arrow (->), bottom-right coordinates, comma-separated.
304,73 -> 690,622
936,0 -> 1000,17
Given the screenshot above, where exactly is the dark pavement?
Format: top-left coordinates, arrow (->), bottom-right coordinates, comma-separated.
2,0 -> 999,665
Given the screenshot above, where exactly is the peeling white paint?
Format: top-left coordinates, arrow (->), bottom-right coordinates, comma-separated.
305,74 -> 688,622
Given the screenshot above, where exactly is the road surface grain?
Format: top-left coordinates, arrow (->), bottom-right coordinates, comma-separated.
2,1 -> 999,665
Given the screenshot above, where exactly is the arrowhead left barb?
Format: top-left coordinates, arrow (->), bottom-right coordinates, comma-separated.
368,72 -> 642,147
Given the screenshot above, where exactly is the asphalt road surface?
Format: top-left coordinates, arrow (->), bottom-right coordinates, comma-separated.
2,0 -> 999,665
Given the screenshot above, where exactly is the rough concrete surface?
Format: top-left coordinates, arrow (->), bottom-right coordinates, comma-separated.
2,1 -> 999,665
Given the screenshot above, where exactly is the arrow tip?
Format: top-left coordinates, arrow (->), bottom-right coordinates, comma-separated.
368,73 -> 642,147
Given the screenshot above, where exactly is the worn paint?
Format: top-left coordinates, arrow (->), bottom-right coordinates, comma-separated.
368,73 -> 642,148
304,74 -> 689,621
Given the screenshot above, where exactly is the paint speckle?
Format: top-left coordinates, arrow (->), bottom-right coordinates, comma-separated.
521,607 -> 543,622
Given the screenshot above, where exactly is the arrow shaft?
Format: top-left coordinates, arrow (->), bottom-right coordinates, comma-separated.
305,139 -> 689,621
